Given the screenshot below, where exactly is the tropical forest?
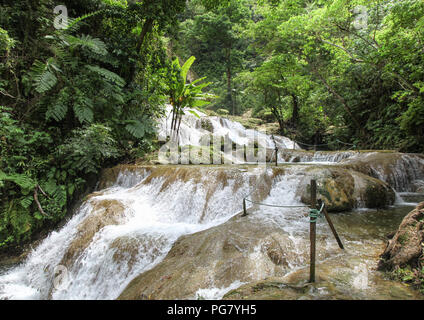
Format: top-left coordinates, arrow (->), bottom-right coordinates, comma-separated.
0,0 -> 423,302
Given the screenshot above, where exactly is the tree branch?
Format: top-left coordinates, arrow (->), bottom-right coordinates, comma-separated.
0,89 -> 15,99
309,63 -> 362,130
37,184 -> 48,198
319,38 -> 365,63
34,187 -> 48,216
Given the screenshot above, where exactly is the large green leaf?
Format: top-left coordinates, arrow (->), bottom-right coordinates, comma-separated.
30,61 -> 58,93
0,171 -> 36,193
125,120 -> 146,139
73,102 -> 94,124
181,56 -> 196,86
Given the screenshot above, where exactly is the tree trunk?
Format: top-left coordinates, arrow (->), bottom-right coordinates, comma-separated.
225,47 -> 234,115
312,68 -> 362,130
130,18 -> 154,81
136,18 -> 154,54
291,94 -> 299,129
271,105 -> 284,135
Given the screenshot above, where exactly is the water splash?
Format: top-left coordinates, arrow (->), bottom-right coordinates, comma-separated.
0,155 -> 422,300
194,281 -> 246,300
0,167 -> 254,300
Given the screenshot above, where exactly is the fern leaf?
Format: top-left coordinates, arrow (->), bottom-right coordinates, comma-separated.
30,61 -> 58,93
73,103 -> 94,124
46,103 -> 68,122
86,65 -> 126,87
0,172 -> 36,192
20,195 -> 34,209
66,34 -> 108,56
64,11 -> 103,33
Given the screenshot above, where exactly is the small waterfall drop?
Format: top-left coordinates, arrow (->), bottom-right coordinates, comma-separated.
0,167 -> 261,300
157,105 -> 300,150
1,109 -> 423,300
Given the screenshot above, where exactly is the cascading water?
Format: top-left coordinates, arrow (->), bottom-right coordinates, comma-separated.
157,105 -> 300,150
1,109 -> 423,300
0,167 -> 261,300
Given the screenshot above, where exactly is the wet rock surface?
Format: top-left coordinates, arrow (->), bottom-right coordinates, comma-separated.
60,199 -> 126,268
119,204 -> 424,300
118,214 -> 308,300
341,152 -> 424,192
224,260 -> 422,300
2,151 -> 423,300
294,166 -> 395,212
378,202 -> 424,271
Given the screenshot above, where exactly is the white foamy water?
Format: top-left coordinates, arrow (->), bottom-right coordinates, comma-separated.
157,105 -> 300,150
0,160 -> 422,300
194,280 -> 246,300
0,168 -> 257,300
1,108 -> 423,300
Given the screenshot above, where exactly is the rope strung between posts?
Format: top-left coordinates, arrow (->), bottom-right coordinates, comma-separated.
294,140 -> 330,147
241,147 -> 310,215
245,198 -> 309,208
291,139 -> 359,151
309,202 -> 325,223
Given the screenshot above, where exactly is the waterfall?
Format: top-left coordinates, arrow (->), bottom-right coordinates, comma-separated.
1,109 -> 423,300
0,167 -> 264,300
156,105 -> 300,151
0,161 -> 423,300
342,152 -> 424,192
278,150 -> 358,163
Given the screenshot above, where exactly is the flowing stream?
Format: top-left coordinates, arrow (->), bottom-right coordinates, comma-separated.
0,112 -> 423,300
0,164 -> 423,300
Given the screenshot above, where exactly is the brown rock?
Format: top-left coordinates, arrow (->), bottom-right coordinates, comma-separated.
378,202 -> 424,271
117,215 -> 321,300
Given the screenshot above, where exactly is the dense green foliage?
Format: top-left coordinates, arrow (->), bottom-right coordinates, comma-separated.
174,0 -> 424,151
0,0 -> 219,251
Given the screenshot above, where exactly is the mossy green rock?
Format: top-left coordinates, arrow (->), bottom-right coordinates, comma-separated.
296,167 -> 395,212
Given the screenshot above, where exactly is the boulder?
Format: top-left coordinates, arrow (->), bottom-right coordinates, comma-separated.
378,202 -> 424,271
295,166 -> 395,212
59,198 -> 126,267
342,152 -> 424,192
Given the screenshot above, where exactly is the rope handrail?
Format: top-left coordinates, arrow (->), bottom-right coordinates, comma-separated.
241,146 -> 313,213
290,139 -> 358,150
294,140 -> 330,147
241,137 -> 353,214
245,198 -> 309,208
242,177 -> 344,284
335,139 -> 356,146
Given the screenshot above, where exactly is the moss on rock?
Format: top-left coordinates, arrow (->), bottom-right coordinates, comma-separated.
378,202 -> 424,271
296,166 -> 394,212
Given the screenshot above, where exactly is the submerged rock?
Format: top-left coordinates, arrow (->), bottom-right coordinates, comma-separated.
378,202 -> 424,271
59,199 -> 126,268
223,259 -> 423,300
118,214 -> 329,300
